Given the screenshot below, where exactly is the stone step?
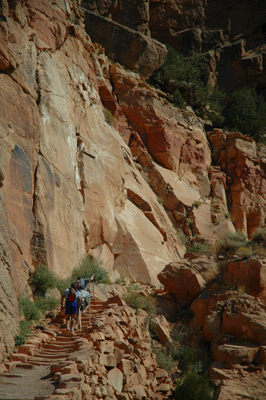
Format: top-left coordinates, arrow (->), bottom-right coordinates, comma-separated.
26,357 -> 67,365
41,342 -> 76,348
32,352 -> 70,360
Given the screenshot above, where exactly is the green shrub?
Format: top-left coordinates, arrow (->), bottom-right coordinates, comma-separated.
103,108 -> 114,126
174,372 -> 213,400
192,200 -> 202,208
150,45 -> 224,124
157,195 -> 164,204
153,346 -> 177,371
173,89 -> 185,109
56,277 -> 72,294
187,218 -> 194,229
251,228 -> 266,243
124,292 -> 156,315
180,347 -> 198,372
177,231 -> 188,245
19,297 -> 41,321
35,297 -> 60,313
188,242 -> 210,254
236,246 -> 252,258
14,320 -> 32,347
223,87 -> 266,142
223,211 -> 234,221
177,306 -> 195,322
71,256 -> 110,285
216,232 -> 247,253
14,334 -> 25,347
30,264 -> 58,295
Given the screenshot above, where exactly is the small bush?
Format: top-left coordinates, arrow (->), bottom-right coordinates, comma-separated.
180,347 -> 198,372
103,108 -> 114,126
177,306 -> 195,322
14,320 -> 32,346
157,195 -> 164,204
173,372 -> 213,400
187,218 -> 194,229
124,292 -> 156,315
223,211 -> 234,221
188,242 -> 210,254
173,89 -> 185,109
177,231 -> 188,245
71,256 -> 110,285
216,232 -> 247,254
30,265 -> 58,295
153,346 -> 177,371
14,334 -> 25,347
56,277 -> 72,294
236,246 -> 252,258
251,228 -> 266,243
19,297 -> 41,321
192,200 -> 202,208
35,297 -> 60,313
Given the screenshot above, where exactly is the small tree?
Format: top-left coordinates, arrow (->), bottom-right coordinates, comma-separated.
223,87 -> 266,142
150,45 -> 224,123
71,256 -> 110,284
29,265 -> 58,295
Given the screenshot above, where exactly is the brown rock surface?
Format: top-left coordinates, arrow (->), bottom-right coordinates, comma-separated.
158,261 -> 206,303
208,129 -> 266,236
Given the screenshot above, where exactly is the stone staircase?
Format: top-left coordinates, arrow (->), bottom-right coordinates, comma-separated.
0,301 -> 105,400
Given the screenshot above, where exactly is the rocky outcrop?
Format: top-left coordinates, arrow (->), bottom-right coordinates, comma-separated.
82,0 -> 266,95
83,10 -> 167,78
208,129 -> 266,236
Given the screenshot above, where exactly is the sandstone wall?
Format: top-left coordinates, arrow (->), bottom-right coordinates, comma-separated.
0,0 -> 185,352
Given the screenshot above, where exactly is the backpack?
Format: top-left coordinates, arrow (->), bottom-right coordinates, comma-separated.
80,290 -> 91,307
67,287 -> 76,302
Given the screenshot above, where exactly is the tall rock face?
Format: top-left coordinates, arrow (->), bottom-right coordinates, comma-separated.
0,0 -> 186,352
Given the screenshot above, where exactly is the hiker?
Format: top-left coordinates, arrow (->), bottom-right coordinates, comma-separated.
61,283 -> 81,333
76,285 -> 92,331
75,276 -> 92,290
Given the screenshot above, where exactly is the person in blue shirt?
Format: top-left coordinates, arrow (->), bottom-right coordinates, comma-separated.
61,283 -> 81,333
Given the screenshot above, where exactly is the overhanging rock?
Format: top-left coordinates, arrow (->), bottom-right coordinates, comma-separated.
82,10 -> 167,78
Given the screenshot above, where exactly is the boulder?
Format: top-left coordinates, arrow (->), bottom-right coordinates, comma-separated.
158,261 -> 206,303
107,367 -> 123,392
225,258 -> 266,301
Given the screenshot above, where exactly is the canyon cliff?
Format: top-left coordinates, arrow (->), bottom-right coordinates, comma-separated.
1,2 -> 266,398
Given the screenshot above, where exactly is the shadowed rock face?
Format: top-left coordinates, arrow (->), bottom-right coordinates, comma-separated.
83,10 -> 167,78
82,0 -> 266,95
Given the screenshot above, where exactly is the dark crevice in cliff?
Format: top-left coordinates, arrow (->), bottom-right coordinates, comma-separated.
30,163 -> 48,267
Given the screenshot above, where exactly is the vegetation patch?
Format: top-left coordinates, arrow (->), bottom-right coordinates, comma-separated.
173,372 -> 213,400
236,246 -> 252,259
30,264 -> 58,295
103,107 -> 114,126
71,256 -> 110,286
19,296 -> 41,321
216,232 -> 247,254
14,320 -> 32,347
188,242 -> 210,254
177,305 -> 195,322
35,297 -> 60,313
124,291 -> 157,315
